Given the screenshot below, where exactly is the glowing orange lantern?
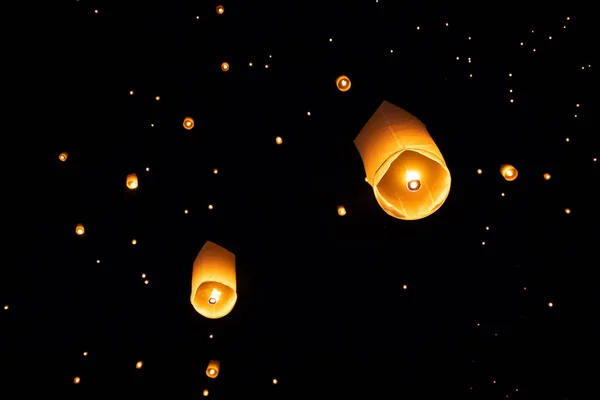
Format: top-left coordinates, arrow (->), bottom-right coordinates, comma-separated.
183,117 -> 194,130
191,241 -> 237,319
500,164 -> 518,181
58,152 -> 68,161
221,62 -> 229,71
75,224 -> 85,235
206,360 -> 220,378
126,173 -> 138,190
354,101 -> 451,220
337,206 -> 346,216
336,75 -> 351,92
216,5 -> 224,14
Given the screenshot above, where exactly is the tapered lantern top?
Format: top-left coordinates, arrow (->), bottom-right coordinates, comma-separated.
191,241 -> 237,319
354,101 -> 451,220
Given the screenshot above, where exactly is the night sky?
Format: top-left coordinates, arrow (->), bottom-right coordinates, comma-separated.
2,1 -> 598,398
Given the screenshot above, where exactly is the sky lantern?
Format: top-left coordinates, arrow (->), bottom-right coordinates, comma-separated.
126,173 -> 138,189
354,100 -> 451,220
216,5 -> 224,14
75,224 -> 85,235
336,75 -> 351,92
206,360 -> 220,378
337,205 -> 346,216
183,117 -> 194,130
191,241 -> 237,319
58,152 -> 68,161
500,164 -> 518,181
221,62 -> 229,71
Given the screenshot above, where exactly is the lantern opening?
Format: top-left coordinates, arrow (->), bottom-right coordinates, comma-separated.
208,368 -> 216,375
407,179 -> 421,191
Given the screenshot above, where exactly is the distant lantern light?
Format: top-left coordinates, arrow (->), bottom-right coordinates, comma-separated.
74,377 -> 81,384
76,224 -> 85,236
221,62 -> 229,71
216,5 -> 224,14
354,101 -> 451,220
58,152 -> 68,162
336,75 -> 351,92
543,173 -> 551,180
337,205 -> 346,216
183,117 -> 194,130
136,361 -> 143,369
126,173 -> 139,189
273,378 -> 278,384
477,169 -> 482,174
206,360 -> 220,378
500,164 -> 518,181
191,241 -> 237,319
275,136 -> 283,145
564,208 -> 571,214
203,389 -> 209,396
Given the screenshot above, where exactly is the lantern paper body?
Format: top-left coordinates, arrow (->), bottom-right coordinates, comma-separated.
58,152 -> 68,162
126,173 -> 138,189
500,164 -> 518,181
75,224 -> 85,235
191,241 -> 237,319
206,360 -> 220,378
354,101 -> 451,220
183,117 -> 194,130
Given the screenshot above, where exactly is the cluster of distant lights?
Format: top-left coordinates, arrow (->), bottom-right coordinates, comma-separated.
38,4 -> 593,392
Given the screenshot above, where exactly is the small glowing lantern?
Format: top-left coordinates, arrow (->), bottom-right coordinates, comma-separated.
183,117 -> 194,130
203,389 -> 209,396
135,361 -> 143,369
336,75 -> 351,92
543,173 -> 551,180
75,224 -> 85,235
500,164 -> 518,181
206,360 -> 220,378
337,206 -> 346,216
275,136 -> 283,144
354,101 -> 451,220
58,152 -> 68,162
221,62 -> 229,71
216,5 -> 224,14
74,376 -> 81,384
191,241 -> 237,319
126,173 -> 138,189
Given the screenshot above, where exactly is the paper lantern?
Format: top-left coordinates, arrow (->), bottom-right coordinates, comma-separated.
354,100 -> 451,220
337,205 -> 346,216
183,117 -> 194,130
500,164 -> 518,181
221,62 -> 229,72
216,5 -> 224,14
336,75 -> 351,92
75,224 -> 85,235
191,241 -> 237,319
126,173 -> 138,189
58,152 -> 68,162
206,360 -> 220,378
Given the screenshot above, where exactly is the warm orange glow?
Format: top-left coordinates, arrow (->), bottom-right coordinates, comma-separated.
203,389 -> 209,396
191,241 -> 237,319
500,164 -> 518,181
354,101 -> 451,220
136,361 -> 143,369
337,205 -> 346,216
75,224 -> 85,236
206,360 -> 220,378
336,75 -> 351,92
221,62 -> 229,71
565,208 -> 571,214
126,173 -> 138,189
74,377 -> 81,384
273,378 -> 278,384
183,117 -> 194,130
216,5 -> 224,14
543,173 -> 551,180
58,152 -> 68,162
275,136 -> 283,145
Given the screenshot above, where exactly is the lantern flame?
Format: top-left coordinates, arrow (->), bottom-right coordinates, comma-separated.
406,170 -> 421,191
208,288 -> 221,304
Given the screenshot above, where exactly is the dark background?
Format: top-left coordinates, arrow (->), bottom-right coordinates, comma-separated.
2,1 -> 598,398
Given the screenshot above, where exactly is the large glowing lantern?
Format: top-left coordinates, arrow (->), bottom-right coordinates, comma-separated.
191,241 -> 237,319
126,173 -> 138,189
336,75 -> 351,92
354,101 -> 451,220
206,360 -> 220,378
183,117 -> 194,130
500,164 -> 518,181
